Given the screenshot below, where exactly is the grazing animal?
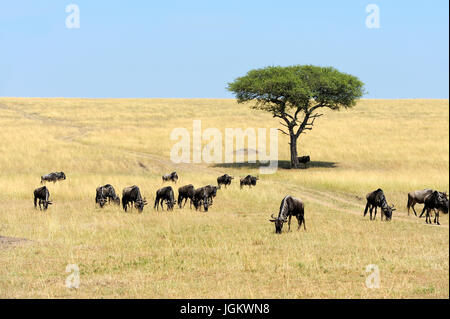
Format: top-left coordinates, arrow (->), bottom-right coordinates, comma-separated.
297,155 -> 311,168
239,175 -> 259,189
33,186 -> 52,211
217,174 -> 234,188
420,191 -> 449,225
269,195 -> 306,234
204,185 -> 219,205
162,171 -> 178,183
95,184 -> 120,208
363,189 -> 396,221
192,187 -> 210,212
154,186 -> 176,211
177,184 -> 195,208
41,172 -> 66,184
122,186 -> 147,212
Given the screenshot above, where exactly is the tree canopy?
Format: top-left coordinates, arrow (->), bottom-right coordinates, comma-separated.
227,65 -> 365,168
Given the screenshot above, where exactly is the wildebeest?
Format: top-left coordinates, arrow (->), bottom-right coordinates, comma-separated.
204,185 -> 219,205
177,184 -> 195,208
363,189 -> 396,221
154,186 -> 176,211
407,189 -> 434,216
95,184 -> 120,208
269,195 -> 306,234
122,185 -> 147,212
162,171 -> 178,183
239,175 -> 259,189
217,174 -> 234,188
192,187 -> 210,212
419,191 -> 449,225
41,172 -> 66,184
297,155 -> 311,168
33,186 -> 52,211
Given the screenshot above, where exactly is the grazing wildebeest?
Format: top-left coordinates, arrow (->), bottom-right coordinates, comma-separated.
363,189 -> 396,221
177,184 -> 195,208
217,174 -> 234,188
162,172 -> 178,183
297,155 -> 311,168
204,185 -> 219,205
122,186 -> 147,212
420,191 -> 449,225
33,186 -> 52,211
41,172 -> 66,184
239,175 -> 259,189
154,186 -> 176,211
95,184 -> 120,208
192,187 -> 210,212
269,195 -> 306,234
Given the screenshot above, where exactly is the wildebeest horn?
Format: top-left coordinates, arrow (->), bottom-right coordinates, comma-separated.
47,201 -> 53,205
270,214 -> 277,219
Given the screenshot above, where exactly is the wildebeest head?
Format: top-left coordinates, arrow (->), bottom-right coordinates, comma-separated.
382,204 -> 396,221
134,198 -> 148,212
437,192 -> 449,214
60,172 -> 66,180
98,197 -> 108,208
113,196 -> 120,206
269,214 -> 286,234
41,199 -> 53,210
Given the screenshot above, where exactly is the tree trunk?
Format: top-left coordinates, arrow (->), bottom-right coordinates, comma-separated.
289,134 -> 300,169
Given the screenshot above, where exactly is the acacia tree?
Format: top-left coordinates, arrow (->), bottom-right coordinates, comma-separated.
227,65 -> 365,168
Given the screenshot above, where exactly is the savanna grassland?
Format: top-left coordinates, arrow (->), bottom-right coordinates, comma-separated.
0,98 -> 448,298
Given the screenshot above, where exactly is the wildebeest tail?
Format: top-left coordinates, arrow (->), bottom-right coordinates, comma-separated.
363,202 -> 370,216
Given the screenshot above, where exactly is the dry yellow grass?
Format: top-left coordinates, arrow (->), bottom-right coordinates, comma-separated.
0,98 -> 448,298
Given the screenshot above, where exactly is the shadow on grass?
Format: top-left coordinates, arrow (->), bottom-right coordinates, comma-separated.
212,160 -> 338,170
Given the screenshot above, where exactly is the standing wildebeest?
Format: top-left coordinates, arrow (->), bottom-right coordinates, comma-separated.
178,184 -> 195,208
41,172 -> 66,184
95,184 -> 120,208
363,189 -> 396,221
407,189 -> 434,216
239,175 -> 259,189
154,186 -> 176,211
162,172 -> 178,183
33,186 -> 53,211
269,195 -> 306,234
122,186 -> 147,212
204,185 -> 219,205
192,187 -> 210,212
419,191 -> 449,225
217,174 -> 234,188
297,156 -> 311,168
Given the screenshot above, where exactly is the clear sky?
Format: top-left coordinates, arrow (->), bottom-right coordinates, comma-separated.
0,0 -> 448,98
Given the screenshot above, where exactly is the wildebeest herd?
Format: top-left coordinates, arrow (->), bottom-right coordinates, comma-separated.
34,171 -> 448,233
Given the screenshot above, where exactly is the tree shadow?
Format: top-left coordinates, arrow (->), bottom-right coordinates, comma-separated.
212,160 -> 338,170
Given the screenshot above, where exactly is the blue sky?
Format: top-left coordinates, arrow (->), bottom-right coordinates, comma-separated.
0,0 -> 448,98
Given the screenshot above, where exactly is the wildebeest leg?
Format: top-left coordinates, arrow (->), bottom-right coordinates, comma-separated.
411,204 -> 418,217
419,206 -> 427,218
34,197 -> 38,209
425,208 -> 431,224
369,206 -> 373,220
288,215 -> 292,232
434,210 -> 440,225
